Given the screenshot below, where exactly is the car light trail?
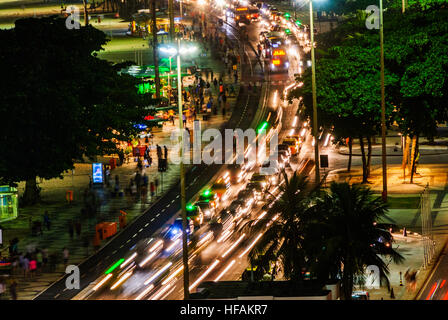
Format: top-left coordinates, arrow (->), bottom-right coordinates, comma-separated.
426,282 -> 438,300
217,229 -> 233,243
150,283 -> 173,300
104,259 -> 125,275
252,211 -> 267,226
139,251 -> 158,268
239,233 -> 263,258
166,239 -> 180,252
110,271 -> 133,290
149,239 -> 164,253
214,260 -> 236,282
92,274 -> 113,291
197,231 -> 213,247
222,234 -> 246,258
162,265 -> 184,285
144,262 -> 173,285
134,284 -> 154,300
292,116 -> 298,127
324,133 -> 331,147
120,253 -> 137,269
300,128 -> 307,137
189,260 -> 220,291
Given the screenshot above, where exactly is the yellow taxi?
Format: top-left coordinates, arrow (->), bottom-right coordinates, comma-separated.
282,137 -> 301,155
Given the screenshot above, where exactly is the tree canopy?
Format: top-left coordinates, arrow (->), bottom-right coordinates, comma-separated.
0,16 -> 153,203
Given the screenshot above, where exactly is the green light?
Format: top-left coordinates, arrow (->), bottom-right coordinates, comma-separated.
186,203 -> 195,211
202,189 -> 211,197
257,121 -> 268,134
296,20 -> 301,25
105,258 -> 125,274
285,29 -> 291,34
284,12 -> 290,18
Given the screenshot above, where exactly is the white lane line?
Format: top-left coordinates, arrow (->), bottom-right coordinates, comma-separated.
151,218 -> 155,222
145,223 -> 149,227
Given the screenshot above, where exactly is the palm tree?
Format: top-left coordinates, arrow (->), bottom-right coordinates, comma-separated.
240,171 -> 318,283
309,182 -> 404,300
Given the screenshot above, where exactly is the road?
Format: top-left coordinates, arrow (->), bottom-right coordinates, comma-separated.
417,242 -> 448,300
60,3 -> 321,301
34,2 -> 267,301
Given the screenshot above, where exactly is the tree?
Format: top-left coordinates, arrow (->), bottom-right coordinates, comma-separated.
384,5 -> 448,182
241,171 -> 318,283
289,34 -> 397,182
0,17 -> 153,205
308,182 -> 404,299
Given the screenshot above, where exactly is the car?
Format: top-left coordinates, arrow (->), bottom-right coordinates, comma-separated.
237,188 -> 254,201
352,291 -> 370,300
226,163 -> 247,184
250,173 -> 270,190
212,177 -> 231,200
276,144 -> 292,157
260,159 -> 280,175
246,181 -> 265,201
227,199 -> 244,217
195,201 -> 216,220
277,149 -> 291,166
282,138 -> 300,155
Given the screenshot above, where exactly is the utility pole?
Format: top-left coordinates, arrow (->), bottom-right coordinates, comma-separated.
151,0 -> 161,99
309,0 -> 320,184
177,37 -> 190,300
169,0 -> 175,41
82,0 -> 88,26
379,0 -> 387,202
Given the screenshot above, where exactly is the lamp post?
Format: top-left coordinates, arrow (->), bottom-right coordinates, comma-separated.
309,0 -> 320,184
160,41 -> 197,300
379,0 -> 387,202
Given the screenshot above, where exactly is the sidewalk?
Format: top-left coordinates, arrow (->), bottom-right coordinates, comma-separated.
0,24 -> 243,300
327,163 -> 448,299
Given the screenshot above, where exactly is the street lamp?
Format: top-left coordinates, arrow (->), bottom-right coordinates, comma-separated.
309,0 -> 320,185
379,0 -> 387,202
159,41 -> 197,300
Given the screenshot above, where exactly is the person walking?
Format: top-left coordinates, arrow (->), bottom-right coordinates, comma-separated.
150,181 -> 155,199
62,247 -> 69,268
9,279 -> 17,300
68,220 -> 74,240
36,250 -> 43,275
164,145 -> 168,160
156,145 -> 162,159
75,220 -> 82,237
43,211 -> 51,231
29,256 -> 37,278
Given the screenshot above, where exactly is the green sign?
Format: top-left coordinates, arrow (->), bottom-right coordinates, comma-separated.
0,186 -> 18,223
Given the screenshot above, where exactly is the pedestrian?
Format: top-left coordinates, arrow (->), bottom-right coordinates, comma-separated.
164,145 -> 168,160
182,113 -> 187,127
234,71 -> 238,84
150,181 -> 155,198
62,247 -> 69,267
156,144 -> 162,159
21,254 -> 29,278
36,249 -> 43,275
213,78 -> 218,89
43,211 -> 51,230
29,256 -> 37,278
68,220 -> 74,240
210,70 -> 214,81
9,279 -> 17,300
75,220 -> 81,237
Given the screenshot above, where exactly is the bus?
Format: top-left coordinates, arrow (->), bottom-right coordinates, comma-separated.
270,47 -> 289,72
